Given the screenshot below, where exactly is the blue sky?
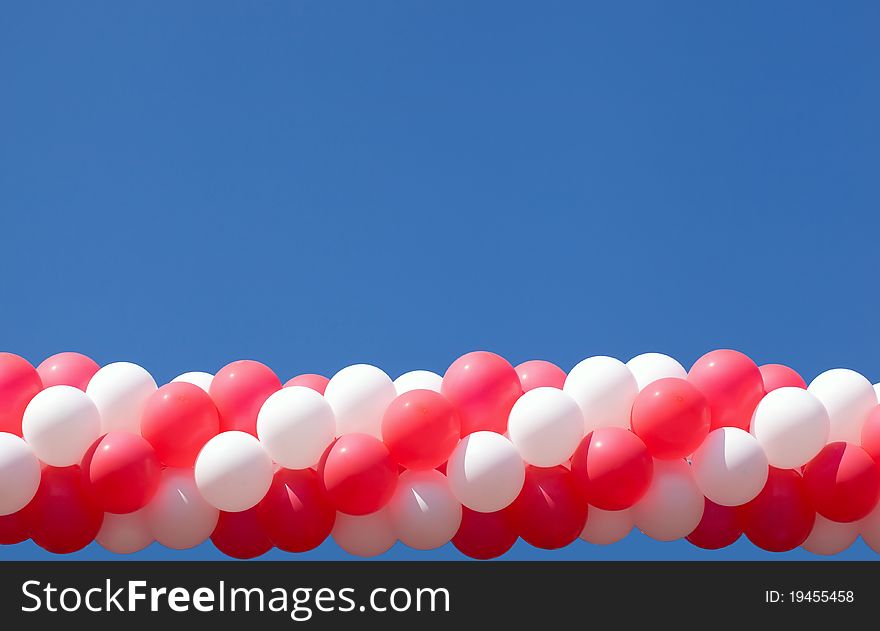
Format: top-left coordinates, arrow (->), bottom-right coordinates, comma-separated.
1,1 -> 878,560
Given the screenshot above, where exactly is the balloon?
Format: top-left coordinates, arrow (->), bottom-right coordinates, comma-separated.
563,356 -> 638,431
141,382 -> 220,468
738,467 -> 815,552
452,507 -> 518,559
324,364 -> 396,438
802,442 -> 879,523
27,465 -> 104,554
258,468 -> 335,552
510,465 -> 587,550
515,360 -> 567,392
171,371 -> 214,393
195,431 -> 274,512
82,432 -> 162,514
802,515 -> 858,556
96,509 -> 152,554
570,427 -> 653,510
381,389 -> 460,470
579,507 -> 633,545
860,405 -> 880,463
750,387 -> 830,469
876,383 -> 880,402
690,427 -> 768,506
631,378 -> 711,460
0,432 -> 40,516
626,353 -> 687,391
22,386 -> 102,467
808,369 -> 877,443
507,387 -> 583,467
759,364 -> 806,392
633,459 -> 704,542
331,507 -> 397,557
441,351 -> 523,436
393,370 -> 442,395
318,434 -> 398,516
145,468 -> 218,550
686,499 -> 741,550
257,386 -> 336,470
0,352 -> 42,436
211,508 -> 273,559
0,510 -> 30,545
688,349 -> 765,431
283,373 -> 330,394
210,360 -> 281,435
446,431 -> 525,513
388,469 -> 462,550
86,362 -> 158,434
37,352 -> 100,391
859,503 -> 880,553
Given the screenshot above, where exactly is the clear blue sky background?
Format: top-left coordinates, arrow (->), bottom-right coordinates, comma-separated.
1,1 -> 878,561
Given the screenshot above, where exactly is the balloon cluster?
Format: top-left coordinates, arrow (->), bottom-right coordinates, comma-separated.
2,350 -> 880,559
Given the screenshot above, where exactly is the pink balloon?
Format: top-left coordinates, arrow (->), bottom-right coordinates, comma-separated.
515,360 -> 566,392
36,352 -> 100,391
210,360 -> 281,436
284,373 -> 330,394
759,364 -> 807,392
688,349 -> 765,432
441,351 -> 523,436
82,433 -> 162,514
0,352 -> 43,436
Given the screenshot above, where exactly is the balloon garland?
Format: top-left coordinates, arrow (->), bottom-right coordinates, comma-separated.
1,350 -> 880,559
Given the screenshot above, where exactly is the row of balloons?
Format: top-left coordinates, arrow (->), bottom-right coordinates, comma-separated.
2,350 -> 880,558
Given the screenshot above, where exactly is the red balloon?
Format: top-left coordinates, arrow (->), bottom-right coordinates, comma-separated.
510,465 -> 588,550
759,363 -> 807,392
686,498 -> 742,550
141,382 -> 220,467
82,433 -> 161,514
441,351 -> 523,436
209,360 -> 281,435
515,360 -> 566,392
211,508 -> 273,559
258,468 -> 335,552
36,352 -> 100,391
452,507 -> 518,559
318,434 -> 398,516
26,466 -> 104,554
284,373 -> 330,394
630,378 -> 710,460
738,467 -> 815,552
0,510 -> 30,545
0,352 -> 43,436
381,389 -> 460,470
688,349 -> 765,431
570,427 -> 653,510
860,406 -> 880,465
802,442 -> 880,523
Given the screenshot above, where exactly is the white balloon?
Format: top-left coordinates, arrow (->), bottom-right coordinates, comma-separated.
97,509 -> 153,554
22,385 -> 102,467
388,469 -> 462,550
332,507 -> 397,557
257,386 -> 335,470
802,515 -> 858,556
563,356 -> 638,431
324,364 -> 396,438
508,387 -> 584,467
691,427 -> 768,506
195,431 -> 273,512
580,507 -> 634,545
808,369 -> 877,443
146,468 -> 219,549
447,431 -> 524,513
171,371 -> 214,393
750,387 -> 830,469
393,370 -> 443,395
626,353 -> 687,391
874,383 -> 880,403
633,459 -> 704,542
86,361 -> 157,434
0,432 -> 41,516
